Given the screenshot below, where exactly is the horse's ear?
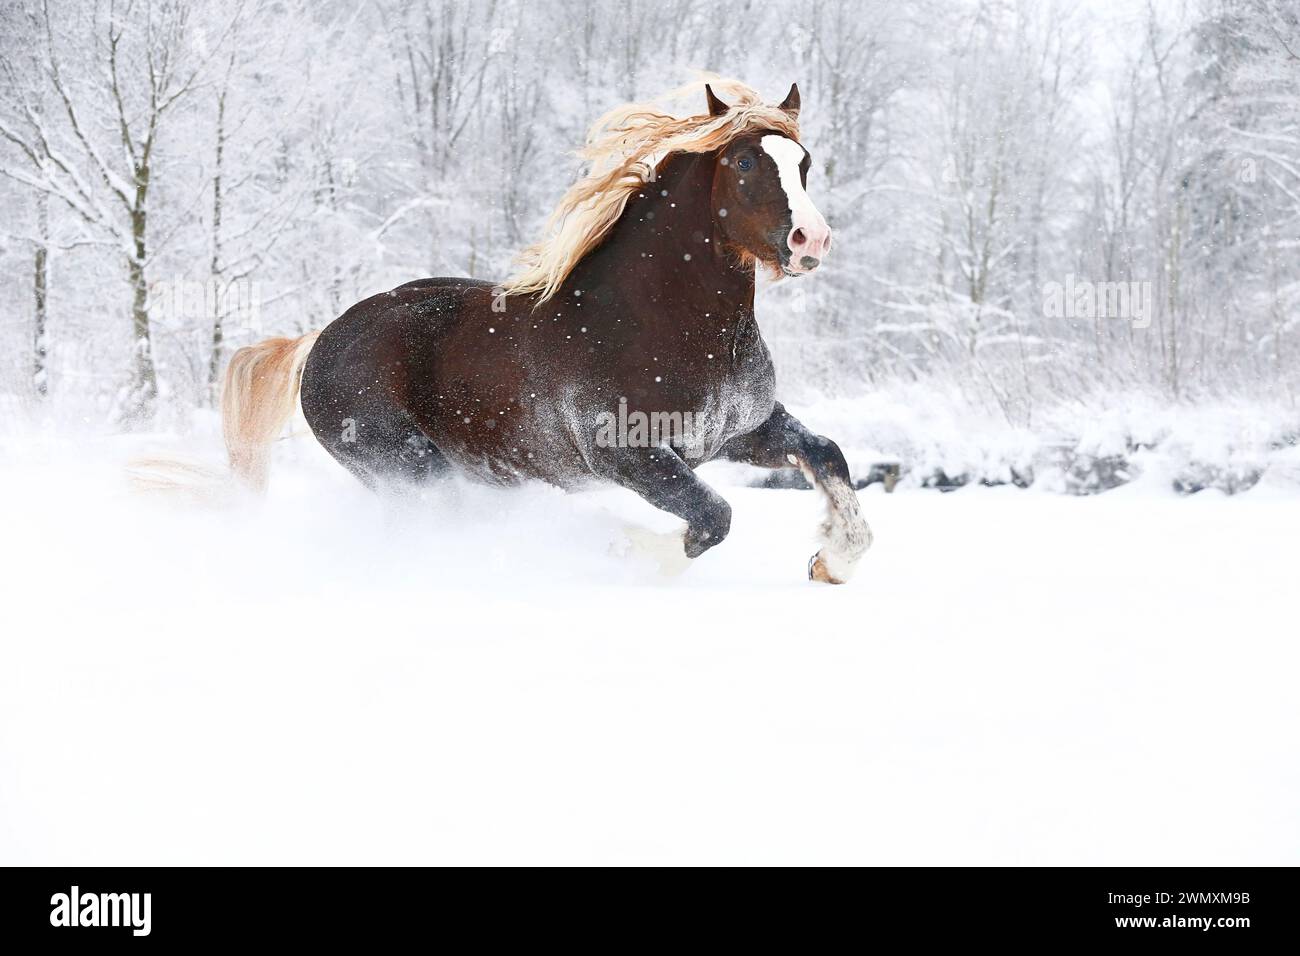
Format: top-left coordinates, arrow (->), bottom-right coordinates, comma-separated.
705,83 -> 730,117
779,82 -> 801,117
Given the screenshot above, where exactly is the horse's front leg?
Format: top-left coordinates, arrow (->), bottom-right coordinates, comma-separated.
602,445 -> 732,558
719,403 -> 872,584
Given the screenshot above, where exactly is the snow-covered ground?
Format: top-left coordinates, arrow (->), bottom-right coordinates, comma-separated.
1,431 -> 1297,865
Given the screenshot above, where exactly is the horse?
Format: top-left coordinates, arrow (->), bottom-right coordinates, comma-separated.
219,78 -> 872,583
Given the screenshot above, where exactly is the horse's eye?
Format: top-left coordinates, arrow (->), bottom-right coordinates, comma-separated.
736,157 -> 754,172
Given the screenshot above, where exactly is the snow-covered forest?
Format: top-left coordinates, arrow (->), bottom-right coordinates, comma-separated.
2,0 -> 1298,487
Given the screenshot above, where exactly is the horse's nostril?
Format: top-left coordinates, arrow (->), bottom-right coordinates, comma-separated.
791,227 -> 807,248
824,231 -> 832,252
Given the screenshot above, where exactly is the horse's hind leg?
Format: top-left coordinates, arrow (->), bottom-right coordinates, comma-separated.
309,399 -> 452,492
718,402 -> 872,584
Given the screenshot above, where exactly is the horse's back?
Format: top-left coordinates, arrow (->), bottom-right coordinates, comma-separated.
303,277 -> 494,392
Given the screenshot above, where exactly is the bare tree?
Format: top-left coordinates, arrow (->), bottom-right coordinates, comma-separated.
0,0 -> 237,420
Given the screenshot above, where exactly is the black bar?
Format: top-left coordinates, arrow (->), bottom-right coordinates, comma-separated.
0,866 -> 1293,945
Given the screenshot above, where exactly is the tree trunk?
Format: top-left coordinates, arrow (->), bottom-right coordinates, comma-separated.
127,173 -> 157,420
33,190 -> 49,397
207,85 -> 228,404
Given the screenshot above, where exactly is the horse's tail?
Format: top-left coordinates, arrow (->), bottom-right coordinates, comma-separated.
127,331 -> 320,499
220,331 -> 320,491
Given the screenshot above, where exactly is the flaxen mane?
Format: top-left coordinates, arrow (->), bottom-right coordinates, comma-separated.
503,76 -> 801,303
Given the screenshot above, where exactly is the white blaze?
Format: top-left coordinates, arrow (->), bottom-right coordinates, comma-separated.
759,135 -> 831,271
759,134 -> 826,238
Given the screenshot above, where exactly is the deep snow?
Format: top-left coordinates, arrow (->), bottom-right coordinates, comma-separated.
0,432 -> 1297,865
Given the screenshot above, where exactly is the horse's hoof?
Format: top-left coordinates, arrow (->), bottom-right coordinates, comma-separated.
622,524 -> 693,576
808,551 -> 847,585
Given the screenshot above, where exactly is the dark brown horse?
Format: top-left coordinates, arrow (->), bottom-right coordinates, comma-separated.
220,79 -> 871,583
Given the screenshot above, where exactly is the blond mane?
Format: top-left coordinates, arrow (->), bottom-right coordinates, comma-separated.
502,76 -> 800,303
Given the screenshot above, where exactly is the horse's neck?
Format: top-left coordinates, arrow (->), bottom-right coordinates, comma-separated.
596,152 -> 754,314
